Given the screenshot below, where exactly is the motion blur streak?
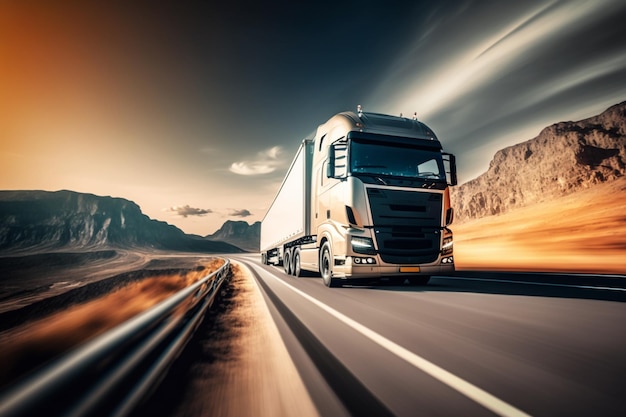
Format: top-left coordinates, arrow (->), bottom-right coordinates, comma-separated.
510,52 -> 626,118
370,0 -> 626,181
0,258 -> 224,388
454,179 -> 626,274
386,0 -> 623,119
267,273 -> 532,417
394,1 -> 557,120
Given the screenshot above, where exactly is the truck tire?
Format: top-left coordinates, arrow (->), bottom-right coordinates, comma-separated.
284,249 -> 292,275
320,242 -> 339,287
293,248 -> 301,277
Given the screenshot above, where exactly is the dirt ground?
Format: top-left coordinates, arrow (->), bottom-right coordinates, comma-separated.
0,257 -> 223,389
453,177 -> 626,275
140,261 -> 319,417
0,257 -> 319,416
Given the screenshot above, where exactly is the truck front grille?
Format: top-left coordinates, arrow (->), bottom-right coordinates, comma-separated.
367,188 -> 442,264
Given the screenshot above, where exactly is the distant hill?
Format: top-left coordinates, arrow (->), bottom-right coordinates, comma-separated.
0,190 -> 243,253
205,220 -> 260,252
452,101 -> 626,221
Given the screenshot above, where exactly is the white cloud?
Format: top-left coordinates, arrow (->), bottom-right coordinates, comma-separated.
229,146 -> 284,176
262,146 -> 282,159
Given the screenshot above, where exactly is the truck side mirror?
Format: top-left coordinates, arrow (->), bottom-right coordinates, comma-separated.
446,207 -> 454,225
443,153 -> 458,186
326,143 -> 347,179
326,145 -> 335,178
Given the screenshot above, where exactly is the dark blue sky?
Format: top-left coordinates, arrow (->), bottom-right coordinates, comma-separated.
2,0 -> 625,234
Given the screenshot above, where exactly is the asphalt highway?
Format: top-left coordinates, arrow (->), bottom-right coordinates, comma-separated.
232,254 -> 626,417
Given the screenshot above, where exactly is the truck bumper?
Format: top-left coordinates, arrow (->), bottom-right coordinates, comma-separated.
333,256 -> 455,280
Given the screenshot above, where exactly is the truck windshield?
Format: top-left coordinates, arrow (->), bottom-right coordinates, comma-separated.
350,139 -> 445,181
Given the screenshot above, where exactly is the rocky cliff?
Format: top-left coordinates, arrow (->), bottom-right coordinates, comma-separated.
451,101 -> 626,221
0,190 -> 243,253
205,220 -> 260,252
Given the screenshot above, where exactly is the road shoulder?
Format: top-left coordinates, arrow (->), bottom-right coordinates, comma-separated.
163,260 -> 320,417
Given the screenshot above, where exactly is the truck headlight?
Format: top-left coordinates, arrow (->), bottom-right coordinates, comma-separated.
442,237 -> 453,255
353,256 -> 377,264
351,236 -> 376,255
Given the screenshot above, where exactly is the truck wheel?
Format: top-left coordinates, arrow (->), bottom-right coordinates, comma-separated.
293,248 -> 301,277
320,242 -> 338,287
284,250 -> 292,275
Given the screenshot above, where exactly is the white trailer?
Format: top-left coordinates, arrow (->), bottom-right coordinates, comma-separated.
260,140 -> 313,265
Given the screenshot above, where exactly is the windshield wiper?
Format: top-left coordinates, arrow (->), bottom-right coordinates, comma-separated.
353,172 -> 446,188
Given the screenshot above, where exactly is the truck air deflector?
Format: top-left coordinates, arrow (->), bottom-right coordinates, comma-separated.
351,112 -> 439,141
367,188 -> 442,264
346,131 -> 442,150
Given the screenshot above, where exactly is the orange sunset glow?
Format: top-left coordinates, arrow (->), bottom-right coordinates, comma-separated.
3,2 -> 625,237
1,2 -> 626,416
0,3 -> 258,236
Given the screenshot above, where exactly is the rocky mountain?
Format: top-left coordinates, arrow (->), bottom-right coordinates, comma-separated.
0,190 -> 243,253
205,220 -> 260,252
451,101 -> 626,221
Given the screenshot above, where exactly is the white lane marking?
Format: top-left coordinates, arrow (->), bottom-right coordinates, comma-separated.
441,276 -> 626,292
251,265 -> 532,417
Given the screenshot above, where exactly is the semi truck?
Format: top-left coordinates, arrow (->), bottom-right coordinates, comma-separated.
260,108 -> 457,287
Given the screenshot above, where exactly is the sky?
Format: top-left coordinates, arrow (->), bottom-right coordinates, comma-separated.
1,0 -> 625,236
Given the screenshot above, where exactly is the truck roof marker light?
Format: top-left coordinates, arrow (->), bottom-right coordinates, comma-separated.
357,104 -> 363,116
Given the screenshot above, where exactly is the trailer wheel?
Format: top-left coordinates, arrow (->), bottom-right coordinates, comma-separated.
293,248 -> 301,277
320,242 -> 339,287
284,249 -> 292,275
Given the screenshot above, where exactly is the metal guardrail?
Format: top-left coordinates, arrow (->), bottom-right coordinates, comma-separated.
0,258 -> 231,417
